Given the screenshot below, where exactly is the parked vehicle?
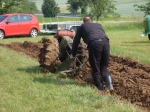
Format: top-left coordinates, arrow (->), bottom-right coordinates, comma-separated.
0,13 -> 40,39
141,15 -> 150,40
41,22 -> 81,34
37,15 -> 82,34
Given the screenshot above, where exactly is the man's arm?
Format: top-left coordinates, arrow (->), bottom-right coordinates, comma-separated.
71,26 -> 82,57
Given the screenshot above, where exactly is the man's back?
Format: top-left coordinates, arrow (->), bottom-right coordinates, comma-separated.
80,22 -> 109,45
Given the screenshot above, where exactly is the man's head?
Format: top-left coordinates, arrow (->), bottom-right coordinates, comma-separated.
83,16 -> 93,23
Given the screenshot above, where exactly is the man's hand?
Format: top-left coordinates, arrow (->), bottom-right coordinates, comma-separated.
70,54 -> 75,60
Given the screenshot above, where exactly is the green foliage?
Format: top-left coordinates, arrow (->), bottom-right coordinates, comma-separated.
18,1 -> 39,14
66,0 -> 88,14
87,0 -> 120,21
42,0 -> 60,17
134,0 -> 150,16
79,0 -> 88,14
0,0 -> 18,14
0,0 -> 39,14
66,0 -> 79,13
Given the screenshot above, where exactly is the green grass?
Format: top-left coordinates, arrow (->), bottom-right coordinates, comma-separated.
37,16 -> 144,25
107,29 -> 150,65
37,16 -> 82,23
0,21 -> 149,112
0,46 -> 142,112
102,22 -> 143,30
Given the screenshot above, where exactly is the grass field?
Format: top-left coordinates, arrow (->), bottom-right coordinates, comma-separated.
0,45 -> 143,112
1,0 -> 149,111
0,19 -> 149,111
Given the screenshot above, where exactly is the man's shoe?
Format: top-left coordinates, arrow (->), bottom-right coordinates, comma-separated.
104,75 -> 113,90
96,83 -> 103,90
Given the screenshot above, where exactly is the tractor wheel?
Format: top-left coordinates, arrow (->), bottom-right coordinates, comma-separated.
38,37 -> 60,73
58,36 -> 73,62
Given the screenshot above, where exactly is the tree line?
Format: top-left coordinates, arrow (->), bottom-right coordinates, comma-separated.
0,0 -> 38,14
0,0 -> 150,21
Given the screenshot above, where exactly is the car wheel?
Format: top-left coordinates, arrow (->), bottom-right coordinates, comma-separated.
0,30 -> 4,39
30,28 -> 38,37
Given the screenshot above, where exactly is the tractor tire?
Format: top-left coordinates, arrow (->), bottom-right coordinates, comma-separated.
59,36 -> 73,62
38,37 -> 60,73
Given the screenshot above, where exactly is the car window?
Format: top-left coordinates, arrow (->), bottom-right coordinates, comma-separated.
0,15 -> 7,22
8,15 -> 19,22
28,15 -> 32,20
20,15 -> 31,22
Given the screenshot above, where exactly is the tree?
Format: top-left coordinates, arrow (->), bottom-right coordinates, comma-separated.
42,0 -> 60,17
7,0 -> 38,14
66,0 -> 88,14
134,1 -> 150,16
0,0 -> 17,14
87,0 -> 119,21
0,0 -> 39,14
66,0 -> 119,20
79,0 -> 88,14
66,0 -> 80,13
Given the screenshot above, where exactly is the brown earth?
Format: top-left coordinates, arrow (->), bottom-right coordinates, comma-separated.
0,38 -> 150,111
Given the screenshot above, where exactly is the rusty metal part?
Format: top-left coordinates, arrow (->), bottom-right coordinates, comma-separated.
60,56 -> 89,76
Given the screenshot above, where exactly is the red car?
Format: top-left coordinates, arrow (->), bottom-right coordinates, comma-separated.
0,13 -> 40,39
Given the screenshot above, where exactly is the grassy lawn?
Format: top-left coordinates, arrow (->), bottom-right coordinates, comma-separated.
108,30 -> 150,65
0,20 -> 149,111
